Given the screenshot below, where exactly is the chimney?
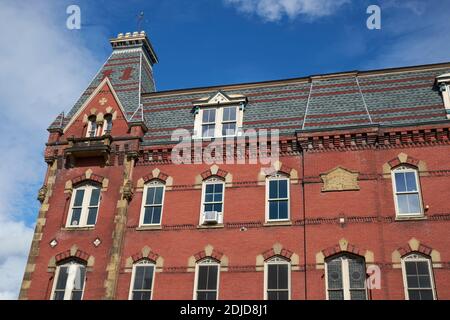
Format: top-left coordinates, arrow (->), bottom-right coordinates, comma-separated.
109,30 -> 158,65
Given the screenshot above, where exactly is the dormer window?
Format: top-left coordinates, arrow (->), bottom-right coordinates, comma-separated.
193,91 -> 247,139
436,73 -> 450,119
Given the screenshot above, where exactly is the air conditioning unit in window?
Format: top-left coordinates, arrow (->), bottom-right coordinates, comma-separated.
203,211 -> 219,225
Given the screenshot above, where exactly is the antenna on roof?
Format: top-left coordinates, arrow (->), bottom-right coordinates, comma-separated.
137,11 -> 145,32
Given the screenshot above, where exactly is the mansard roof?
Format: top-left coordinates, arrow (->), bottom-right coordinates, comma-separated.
138,62 -> 450,145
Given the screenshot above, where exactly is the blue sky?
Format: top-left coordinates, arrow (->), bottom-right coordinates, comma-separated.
0,0 -> 449,299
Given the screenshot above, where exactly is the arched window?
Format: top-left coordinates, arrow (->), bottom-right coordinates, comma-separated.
325,253 -> 367,300
66,183 -> 101,228
129,260 -> 156,300
51,260 -> 86,300
87,115 -> 98,138
266,173 -> 290,222
102,114 -> 113,135
194,258 -> 220,300
200,177 -> 224,225
264,256 -> 290,300
139,180 -> 165,226
402,253 -> 436,300
391,166 -> 423,217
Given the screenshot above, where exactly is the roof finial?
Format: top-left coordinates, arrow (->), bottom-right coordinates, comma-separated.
137,11 -> 145,32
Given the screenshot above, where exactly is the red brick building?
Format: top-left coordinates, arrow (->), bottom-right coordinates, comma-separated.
19,32 -> 450,300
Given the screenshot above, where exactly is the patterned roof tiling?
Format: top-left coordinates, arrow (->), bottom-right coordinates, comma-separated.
47,112 -> 65,130
139,64 -> 450,144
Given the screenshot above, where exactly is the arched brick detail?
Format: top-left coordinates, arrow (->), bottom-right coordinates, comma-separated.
187,245 -> 229,271
64,169 -> 109,195
131,249 -> 160,263
315,238 -> 374,269
48,245 -> 95,270
257,160 -> 299,185
200,169 -> 229,181
143,171 -> 170,183
391,238 -> 442,268
194,165 -> 233,189
382,152 -> 428,177
55,249 -> 91,264
261,247 -> 293,261
72,174 -> 105,186
136,168 -> 174,191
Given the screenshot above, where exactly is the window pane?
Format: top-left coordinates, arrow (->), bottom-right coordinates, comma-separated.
416,261 -> 430,275
89,188 -> 100,206
206,184 -> 214,193
407,275 -> 419,288
55,266 -> 69,290
395,172 -> 407,192
278,265 -> 288,290
154,187 -> 164,205
269,201 -> 278,220
133,267 -> 145,290
146,187 -> 155,206
397,194 -> 410,214
214,183 -> 223,193
350,290 -> 367,300
278,200 -> 288,220
277,291 -> 289,300
71,290 -> 83,300
222,123 -> 236,136
213,203 -> 222,213
327,260 -> 343,290
278,180 -> 288,198
132,291 -> 151,300
197,291 -> 216,300
73,266 -> 85,290
206,266 -> 218,290
408,290 -> 421,300
204,204 -> 214,212
348,258 -> 365,289
418,275 -> 431,288
202,124 -> 215,137
53,291 -> 65,300
418,290 -> 434,300
405,172 -> 418,191
73,190 -> 85,207
202,109 -> 216,123
407,194 -> 421,214
70,208 -> 82,226
143,207 -> 161,224
197,266 -> 208,290
269,181 -> 278,199
267,265 -> 278,290
86,207 -> 98,225
267,291 -> 278,300
328,290 -> 344,300
142,266 -> 154,290
405,261 -> 417,274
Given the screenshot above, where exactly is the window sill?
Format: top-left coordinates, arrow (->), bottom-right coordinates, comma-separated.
136,225 -> 163,231
61,226 -> 95,231
395,215 -> 427,222
197,224 -> 225,229
263,221 -> 292,227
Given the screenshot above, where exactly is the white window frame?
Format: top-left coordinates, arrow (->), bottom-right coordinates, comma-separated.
200,177 -> 225,225
265,174 -> 290,223
128,260 -> 156,300
325,254 -> 368,300
193,258 -> 220,300
86,116 -> 100,138
66,184 -> 101,228
139,180 -> 166,227
264,256 -> 291,300
194,105 -> 243,139
101,114 -> 113,135
401,253 -> 437,300
51,261 -> 86,300
391,166 -> 424,218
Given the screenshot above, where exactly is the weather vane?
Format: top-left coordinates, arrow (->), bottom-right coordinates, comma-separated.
137,11 -> 145,31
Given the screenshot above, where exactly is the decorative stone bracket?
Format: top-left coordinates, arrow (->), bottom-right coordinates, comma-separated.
37,185 -> 48,203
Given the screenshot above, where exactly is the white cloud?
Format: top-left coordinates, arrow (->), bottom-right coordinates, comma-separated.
224,0 -> 350,21
0,1 -> 99,299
